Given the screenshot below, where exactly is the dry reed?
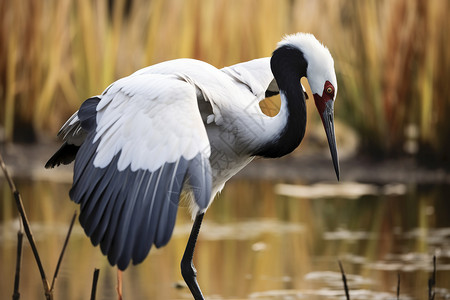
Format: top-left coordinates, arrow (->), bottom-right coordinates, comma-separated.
0,152 -> 78,299
1,0 -> 449,162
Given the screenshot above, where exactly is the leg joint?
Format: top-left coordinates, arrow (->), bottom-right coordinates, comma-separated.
181,260 -> 197,280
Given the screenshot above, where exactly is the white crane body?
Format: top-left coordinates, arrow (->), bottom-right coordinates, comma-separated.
46,33 -> 339,298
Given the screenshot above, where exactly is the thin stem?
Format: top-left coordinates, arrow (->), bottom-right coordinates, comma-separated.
50,210 -> 78,291
0,152 -> 16,192
12,230 -> 24,300
338,261 -> 350,300
0,153 -> 51,299
90,269 -> 100,300
428,255 -> 436,300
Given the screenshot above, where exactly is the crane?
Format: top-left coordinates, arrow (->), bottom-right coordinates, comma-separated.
45,32 -> 339,299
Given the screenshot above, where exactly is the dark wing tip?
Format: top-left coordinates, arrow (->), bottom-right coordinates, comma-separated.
46,97 -> 100,169
44,159 -> 59,169
45,142 -> 80,169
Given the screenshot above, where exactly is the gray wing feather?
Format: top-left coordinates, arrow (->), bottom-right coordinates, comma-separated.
78,97 -> 100,132
70,131 -> 212,270
81,162 -> 118,233
108,169 -> 145,268
187,154 -> 212,210
90,172 -> 122,245
154,158 -> 187,246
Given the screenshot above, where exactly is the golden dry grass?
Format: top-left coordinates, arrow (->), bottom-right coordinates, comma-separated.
1,0 -> 449,160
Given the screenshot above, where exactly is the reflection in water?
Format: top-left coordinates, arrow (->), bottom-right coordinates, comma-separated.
0,179 -> 449,299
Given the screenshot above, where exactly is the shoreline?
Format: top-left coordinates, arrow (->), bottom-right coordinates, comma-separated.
1,142 -> 449,185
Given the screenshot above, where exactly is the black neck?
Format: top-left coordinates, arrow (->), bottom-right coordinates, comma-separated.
254,46 -> 308,158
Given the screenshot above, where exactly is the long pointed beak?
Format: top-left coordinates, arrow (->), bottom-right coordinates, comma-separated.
322,100 -> 340,181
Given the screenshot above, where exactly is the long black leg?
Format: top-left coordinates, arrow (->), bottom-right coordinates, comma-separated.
181,212 -> 205,300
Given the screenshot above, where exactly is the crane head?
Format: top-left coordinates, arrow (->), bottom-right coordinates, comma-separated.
278,33 -> 340,180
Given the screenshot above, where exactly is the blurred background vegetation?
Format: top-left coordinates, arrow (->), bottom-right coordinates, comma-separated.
1,0 -> 449,165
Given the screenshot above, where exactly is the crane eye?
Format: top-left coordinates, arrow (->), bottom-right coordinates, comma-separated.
326,86 -> 333,95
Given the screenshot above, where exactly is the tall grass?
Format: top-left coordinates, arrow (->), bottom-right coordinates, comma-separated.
1,0 -> 449,162
0,0 -> 286,140
333,0 -> 450,162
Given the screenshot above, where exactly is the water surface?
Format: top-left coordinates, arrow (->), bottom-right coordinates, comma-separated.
1,179 -> 449,299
